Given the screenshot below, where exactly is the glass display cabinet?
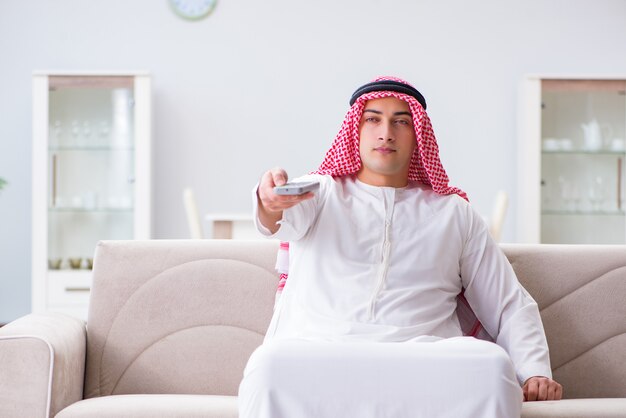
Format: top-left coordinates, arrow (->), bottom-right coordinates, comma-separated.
32,72 -> 151,319
518,76 -> 626,244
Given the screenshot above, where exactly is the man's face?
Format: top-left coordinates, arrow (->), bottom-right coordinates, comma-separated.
357,97 -> 416,187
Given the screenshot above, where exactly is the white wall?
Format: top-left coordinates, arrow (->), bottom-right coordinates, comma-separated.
1,0 -> 625,322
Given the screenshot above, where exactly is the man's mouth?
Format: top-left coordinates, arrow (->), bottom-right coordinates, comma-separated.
374,147 -> 396,154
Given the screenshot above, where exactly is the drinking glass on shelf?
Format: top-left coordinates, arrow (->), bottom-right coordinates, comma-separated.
559,176 -> 581,212
588,176 -> 605,212
98,120 -> 110,147
571,184 -> 582,212
70,120 -> 80,147
81,120 -> 92,147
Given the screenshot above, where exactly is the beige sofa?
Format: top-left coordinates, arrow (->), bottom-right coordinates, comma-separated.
1,240 -> 625,418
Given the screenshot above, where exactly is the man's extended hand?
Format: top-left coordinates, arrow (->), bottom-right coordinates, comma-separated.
257,167 -> 314,233
523,376 -> 563,401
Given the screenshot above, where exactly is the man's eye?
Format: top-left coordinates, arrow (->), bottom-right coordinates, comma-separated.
365,117 -> 379,123
395,119 -> 411,125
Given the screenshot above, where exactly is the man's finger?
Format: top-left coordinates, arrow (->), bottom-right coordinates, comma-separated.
259,170 -> 276,189
268,191 -> 314,210
526,380 -> 539,401
537,380 -> 548,401
271,168 -> 288,186
555,383 -> 563,400
546,385 -> 557,401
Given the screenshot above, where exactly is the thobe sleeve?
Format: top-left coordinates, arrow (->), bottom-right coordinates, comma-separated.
458,204 -> 552,385
252,174 -> 326,241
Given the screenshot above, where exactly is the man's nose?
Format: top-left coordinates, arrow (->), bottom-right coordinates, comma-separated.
377,121 -> 394,142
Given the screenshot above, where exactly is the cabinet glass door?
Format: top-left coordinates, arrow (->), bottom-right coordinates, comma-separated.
47,76 -> 136,269
540,79 -> 626,244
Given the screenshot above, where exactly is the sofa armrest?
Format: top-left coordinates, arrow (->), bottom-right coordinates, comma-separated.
0,313 -> 86,418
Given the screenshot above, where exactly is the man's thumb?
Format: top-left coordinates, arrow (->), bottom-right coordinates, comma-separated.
272,169 -> 288,186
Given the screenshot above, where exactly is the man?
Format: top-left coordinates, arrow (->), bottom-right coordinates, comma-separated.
239,77 -> 562,417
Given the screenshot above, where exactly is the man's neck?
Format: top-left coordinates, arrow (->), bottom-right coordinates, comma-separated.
356,171 -> 409,188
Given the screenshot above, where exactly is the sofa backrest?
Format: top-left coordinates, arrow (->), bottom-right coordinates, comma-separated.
84,240 -> 626,400
84,239 -> 278,399
502,244 -> 626,399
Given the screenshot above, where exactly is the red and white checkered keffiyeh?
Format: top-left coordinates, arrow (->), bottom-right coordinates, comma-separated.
275,76 -> 492,341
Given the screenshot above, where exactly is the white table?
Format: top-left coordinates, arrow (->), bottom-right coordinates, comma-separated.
205,213 -> 257,239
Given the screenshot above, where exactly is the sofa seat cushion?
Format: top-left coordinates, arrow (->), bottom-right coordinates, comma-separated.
55,394 -> 237,418
522,398 -> 626,417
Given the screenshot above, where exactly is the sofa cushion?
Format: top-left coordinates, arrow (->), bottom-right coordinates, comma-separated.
522,398 -> 626,417
55,394 -> 237,418
502,244 -> 626,399
84,240 -> 278,398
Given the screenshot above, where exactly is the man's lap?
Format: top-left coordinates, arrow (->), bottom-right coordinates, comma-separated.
239,337 -> 522,418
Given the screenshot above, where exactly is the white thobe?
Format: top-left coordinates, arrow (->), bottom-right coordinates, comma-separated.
240,174 -> 552,418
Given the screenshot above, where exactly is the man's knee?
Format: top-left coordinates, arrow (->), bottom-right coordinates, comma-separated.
242,342 -> 285,389
471,341 -> 518,386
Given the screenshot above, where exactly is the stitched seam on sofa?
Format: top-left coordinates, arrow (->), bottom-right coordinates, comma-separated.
539,265 -> 626,312
97,257 -> 275,394
108,324 -> 263,394
552,331 -> 626,372
0,335 -> 54,418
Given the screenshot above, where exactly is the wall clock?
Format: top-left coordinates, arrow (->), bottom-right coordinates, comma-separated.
169,0 -> 217,20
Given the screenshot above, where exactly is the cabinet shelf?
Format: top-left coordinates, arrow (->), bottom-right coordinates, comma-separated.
48,269 -> 92,277
48,207 -> 133,213
48,146 -> 135,151
542,210 -> 625,216
542,150 -> 626,156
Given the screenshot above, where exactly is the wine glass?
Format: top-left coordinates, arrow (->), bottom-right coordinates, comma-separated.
588,176 -> 606,212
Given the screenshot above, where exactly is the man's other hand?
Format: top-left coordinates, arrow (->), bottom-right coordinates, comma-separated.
523,376 -> 563,401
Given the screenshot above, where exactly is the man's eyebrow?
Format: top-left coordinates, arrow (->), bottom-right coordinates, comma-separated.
363,109 -> 412,117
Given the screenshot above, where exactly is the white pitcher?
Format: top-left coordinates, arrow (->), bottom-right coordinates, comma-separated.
581,119 -> 602,151
581,119 -> 614,151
